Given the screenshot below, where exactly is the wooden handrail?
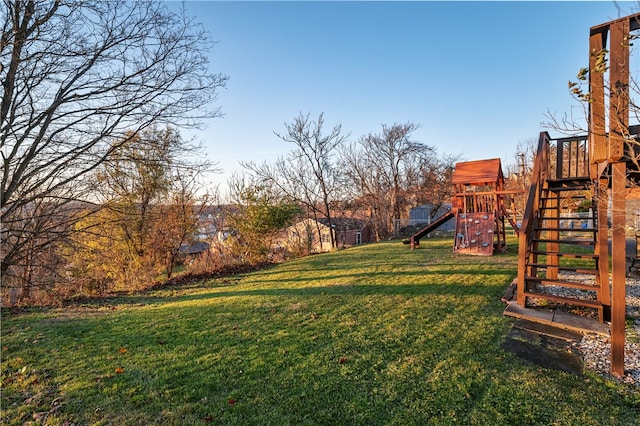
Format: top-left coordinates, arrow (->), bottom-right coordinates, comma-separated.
517,131 -> 550,306
520,132 -> 549,237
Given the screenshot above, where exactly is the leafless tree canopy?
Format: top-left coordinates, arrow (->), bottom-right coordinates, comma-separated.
243,113 -> 348,250
341,122 -> 438,239
1,0 -> 227,283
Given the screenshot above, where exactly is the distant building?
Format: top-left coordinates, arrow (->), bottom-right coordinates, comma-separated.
324,217 -> 374,248
278,217 -> 373,254
408,204 -> 455,231
178,241 -> 210,263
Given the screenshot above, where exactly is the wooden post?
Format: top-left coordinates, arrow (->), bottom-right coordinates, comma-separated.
590,18 -> 610,323
517,229 -> 528,307
556,141 -> 565,179
611,162 -> 626,377
589,29 -> 607,174
608,20 -> 629,164
546,192 -> 559,280
608,18 -> 629,377
597,178 -> 611,320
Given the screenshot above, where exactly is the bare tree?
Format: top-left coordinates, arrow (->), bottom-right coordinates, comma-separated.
64,127 -> 213,294
153,169 -> 212,280
1,1 -> 227,287
243,113 -> 347,250
500,138 -> 537,221
341,122 -> 435,240
412,152 -> 460,219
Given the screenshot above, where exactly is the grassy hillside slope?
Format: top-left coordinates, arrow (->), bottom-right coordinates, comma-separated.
2,239 -> 639,425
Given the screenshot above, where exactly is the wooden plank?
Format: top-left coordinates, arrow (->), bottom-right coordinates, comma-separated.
504,302 -> 554,324
556,140 -> 565,179
504,302 -> 609,336
597,178 -> 611,315
611,161 -> 626,377
452,158 -> 503,185
552,310 -> 610,336
607,17 -> 629,377
589,30 -> 606,168
524,291 -> 602,309
518,132 -> 550,308
527,264 -> 598,274
531,239 -> 595,246
525,277 -> 600,290
531,251 -> 598,260
517,232 -> 528,308
453,190 -> 526,197
608,19 -> 629,162
590,13 -> 640,33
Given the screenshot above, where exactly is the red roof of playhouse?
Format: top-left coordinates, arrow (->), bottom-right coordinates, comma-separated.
451,158 -> 504,186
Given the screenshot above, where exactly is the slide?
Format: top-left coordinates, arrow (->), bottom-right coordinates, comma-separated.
405,211 -> 455,249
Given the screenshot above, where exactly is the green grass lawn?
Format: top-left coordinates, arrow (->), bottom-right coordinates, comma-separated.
2,239 -> 639,425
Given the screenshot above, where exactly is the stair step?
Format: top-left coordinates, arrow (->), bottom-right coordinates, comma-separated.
546,179 -> 591,190
541,215 -> 596,220
547,185 -> 592,192
532,239 -> 595,245
525,276 -> 600,290
537,216 -> 595,221
503,302 -> 610,336
535,227 -> 597,232
527,264 -> 598,274
547,178 -> 591,186
530,251 -> 599,260
524,291 -> 602,309
540,195 -> 588,201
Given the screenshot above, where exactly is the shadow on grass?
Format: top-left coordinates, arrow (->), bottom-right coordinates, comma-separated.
152,280 -> 514,306
34,267 -> 515,310
243,268 -> 515,286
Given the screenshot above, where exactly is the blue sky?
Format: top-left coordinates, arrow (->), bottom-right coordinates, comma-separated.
173,1 -> 639,192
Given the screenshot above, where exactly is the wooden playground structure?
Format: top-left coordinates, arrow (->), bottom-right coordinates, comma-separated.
505,13 -> 640,377
408,158 -> 521,255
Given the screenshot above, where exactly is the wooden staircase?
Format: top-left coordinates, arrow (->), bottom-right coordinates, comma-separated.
512,133 -> 610,324
522,178 -> 606,321
507,12 -> 640,376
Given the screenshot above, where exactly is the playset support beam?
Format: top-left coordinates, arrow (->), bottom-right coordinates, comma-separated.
588,13 -> 638,377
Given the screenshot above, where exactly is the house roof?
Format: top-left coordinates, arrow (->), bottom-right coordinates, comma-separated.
451,158 -> 504,185
179,242 -> 210,255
